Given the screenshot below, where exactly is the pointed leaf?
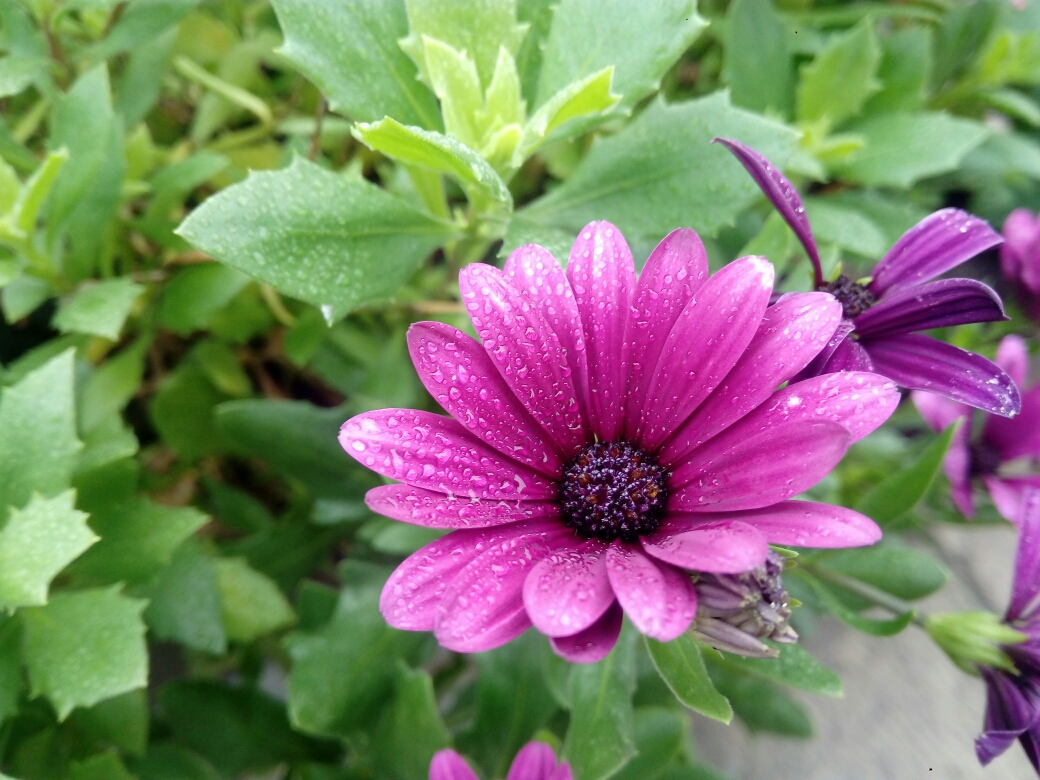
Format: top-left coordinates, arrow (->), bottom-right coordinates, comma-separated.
718,643 -> 842,697
645,634 -> 732,723
796,19 -> 881,126
52,278 -> 144,341
725,0 -> 794,118
374,665 -> 452,780
792,569 -> 914,636
515,67 -> 619,161
214,558 -> 295,642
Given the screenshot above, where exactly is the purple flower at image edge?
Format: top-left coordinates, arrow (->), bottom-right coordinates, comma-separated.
977,489 -> 1040,772
914,335 -> 1040,525
341,219 -> 897,660
430,742 -> 571,780
1001,208 -> 1040,319
715,138 -> 1021,419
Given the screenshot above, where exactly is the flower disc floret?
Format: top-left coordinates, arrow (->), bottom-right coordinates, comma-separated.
818,274 -> 876,318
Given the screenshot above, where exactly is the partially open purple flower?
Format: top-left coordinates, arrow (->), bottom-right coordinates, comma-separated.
341,222 -> 895,661
716,138 -> 1020,419
430,742 -> 572,780
977,489 -> 1040,771
914,336 -> 1040,525
1002,209 -> 1040,319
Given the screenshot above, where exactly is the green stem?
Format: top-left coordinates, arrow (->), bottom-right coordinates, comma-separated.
806,564 -> 929,627
173,55 -> 274,128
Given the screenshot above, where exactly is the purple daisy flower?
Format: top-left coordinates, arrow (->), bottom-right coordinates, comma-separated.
1002,208 -> 1040,320
341,222 -> 896,661
913,335 -> 1040,525
716,138 -> 1021,419
977,489 -> 1040,771
430,742 -> 571,780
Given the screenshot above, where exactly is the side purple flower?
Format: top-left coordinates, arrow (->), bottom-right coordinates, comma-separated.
1002,208 -> 1040,319
715,137 -> 1021,419
431,742 -> 571,780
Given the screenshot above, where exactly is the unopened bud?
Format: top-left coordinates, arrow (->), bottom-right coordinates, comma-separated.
926,611 -> 1026,675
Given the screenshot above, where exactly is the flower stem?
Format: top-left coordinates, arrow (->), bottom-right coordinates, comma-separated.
807,564 -> 929,627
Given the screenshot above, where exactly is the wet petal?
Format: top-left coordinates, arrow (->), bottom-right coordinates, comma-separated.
638,256 -> 774,451
997,334 -> 1030,388
854,278 -> 1007,339
408,322 -> 563,476
623,228 -> 709,438
567,221 -> 637,441
660,292 -> 842,463
366,485 -> 558,529
869,208 -> 1002,296
549,601 -> 623,664
984,385 -> 1040,462
435,523 -> 573,652
523,540 -> 615,637
797,320 -> 856,380
669,501 -> 881,548
503,244 -> 591,428
670,420 -> 851,510
605,544 -> 697,641
460,263 -> 586,454
430,749 -> 480,780
1008,489 -> 1040,622
340,410 -> 557,499
641,518 -> 769,573
821,334 -> 873,373
865,334 -> 1021,418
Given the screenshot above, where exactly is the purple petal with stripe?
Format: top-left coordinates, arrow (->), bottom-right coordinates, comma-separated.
864,334 -> 1021,417
637,256 -> 774,451
977,667 -> 1038,766
670,419 -> 851,510
340,410 -> 556,500
996,334 -> 1030,388
460,263 -> 586,454
660,292 -> 842,464
854,278 -> 1007,339
506,742 -> 559,780
365,485 -> 558,529
641,518 -> 769,574
869,208 -> 1002,296
523,540 -> 615,637
549,601 -> 623,664
623,228 -> 709,438
1008,489 -> 1040,622
713,137 -> 822,284
430,750 -> 479,780
821,334 -> 873,373
796,320 -> 856,380
566,221 -> 637,441
503,244 -> 591,428
408,321 -> 562,475
605,544 -> 697,641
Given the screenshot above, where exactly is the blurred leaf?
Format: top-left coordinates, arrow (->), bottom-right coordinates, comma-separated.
5,149 -> 67,236
87,0 -> 202,60
864,27 -> 932,115
815,543 -> 949,602
71,689 -> 149,757
360,518 -> 445,555
725,0 -> 793,119
0,619 -> 22,724
563,625 -> 637,780
193,340 -> 251,397
136,744 -> 220,780
973,30 -> 1040,87
931,0 -> 1000,89
117,27 -> 178,128
69,750 -> 135,780
981,88 -> 1040,127
1,275 -> 51,323
797,19 -> 881,126
855,421 -> 960,524
613,707 -> 686,780
0,490 -> 96,609
74,416 -> 139,485
646,634 -> 732,724
214,557 -> 296,642
792,569 -> 914,636
150,362 -> 229,459
52,278 -> 143,340
374,665 -> 451,780
79,336 -> 149,434
143,541 -> 227,655
271,0 -> 441,128
0,56 -> 44,99
158,263 -> 249,335
804,197 -> 887,259
22,586 -> 147,719
176,157 -> 459,319
706,663 -> 812,737
718,643 -> 841,697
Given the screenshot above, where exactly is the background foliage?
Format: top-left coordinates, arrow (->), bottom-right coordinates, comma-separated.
0,0 -> 1037,778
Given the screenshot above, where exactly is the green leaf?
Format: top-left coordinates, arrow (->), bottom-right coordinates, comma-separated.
0,490 -> 96,609
797,19 -> 881,126
724,0 -> 793,118
520,93 -> 798,244
419,36 -> 485,149
613,707 -> 687,780
864,27 -> 932,115
149,362 -> 229,460
52,278 -> 144,340
214,557 -> 296,642
193,340 -> 252,397
136,744 -> 221,780
535,0 -> 706,112
4,149 -> 67,236
271,0 -> 440,128
143,541 -> 227,655
374,665 -> 452,780
792,569 -> 914,636
117,27 -> 178,128
0,619 -> 22,724
855,421 -> 960,524
563,625 -> 637,780
69,750 -> 135,780
0,350 -> 80,512
85,0 -> 202,60
354,117 -> 512,206
22,586 -> 148,719
931,0 -> 1000,89
1,275 -> 52,323
645,634 -> 732,724
833,112 -> 989,187
815,543 -> 949,602
706,663 -> 812,737
804,197 -> 887,259
284,562 -> 426,738
70,689 -> 149,757
981,88 -> 1040,127
176,157 -> 459,319
79,336 -> 149,435
516,67 -> 619,160
516,0 -> 555,105
0,55 -> 44,99
718,643 -> 842,697
0,158 -> 19,215
158,263 -> 250,335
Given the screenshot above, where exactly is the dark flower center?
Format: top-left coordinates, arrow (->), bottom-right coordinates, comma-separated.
970,442 -> 1002,476
559,442 -> 669,542
817,274 -> 877,318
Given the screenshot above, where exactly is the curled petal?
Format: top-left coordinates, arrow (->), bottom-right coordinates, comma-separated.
1008,489 -> 1040,622
669,501 -> 881,548
430,750 -> 479,780
641,518 -> 769,574
366,485 -> 558,529
605,544 -> 697,641
854,278 -> 1008,339
869,208 -> 1002,296
523,540 -> 615,637
549,601 -> 623,664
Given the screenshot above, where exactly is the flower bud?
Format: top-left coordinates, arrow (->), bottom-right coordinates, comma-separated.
926,611 -> 1027,675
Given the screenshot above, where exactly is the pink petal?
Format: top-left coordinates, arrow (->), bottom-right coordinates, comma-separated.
549,601 -> 623,664
566,221 -> 637,442
380,521 -> 551,631
429,750 -> 479,780
637,256 -> 775,451
1000,208 -> 1038,282
1008,489 -> 1040,622
797,320 -> 856,380
996,334 -> 1029,389
671,501 -> 881,548
548,763 -> 574,780
506,742 -> 558,780
984,385 -> 1040,462
911,390 -> 971,434
408,322 -> 562,475
623,228 -> 709,438
435,524 -> 573,652
340,410 -> 557,500
670,420 -> 851,511
985,476 -> 1040,527
522,540 -> 615,637
659,292 -> 842,464
460,264 -> 586,454
503,244 -> 591,431
366,485 -> 559,529
605,544 -> 697,641
641,518 -> 769,573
